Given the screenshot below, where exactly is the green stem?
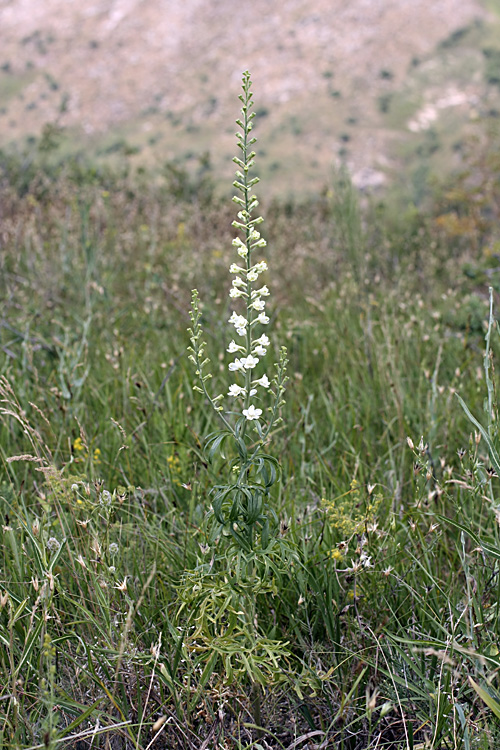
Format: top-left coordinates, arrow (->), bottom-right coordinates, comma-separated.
242,77 -> 254,442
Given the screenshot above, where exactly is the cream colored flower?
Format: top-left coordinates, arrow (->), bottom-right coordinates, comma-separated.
242,405 -> 262,420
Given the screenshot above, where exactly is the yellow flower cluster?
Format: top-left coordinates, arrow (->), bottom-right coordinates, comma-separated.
73,437 -> 101,464
322,479 -> 381,538
330,548 -> 344,561
167,454 -> 182,486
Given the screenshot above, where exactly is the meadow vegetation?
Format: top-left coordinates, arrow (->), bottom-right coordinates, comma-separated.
1,74 -> 500,749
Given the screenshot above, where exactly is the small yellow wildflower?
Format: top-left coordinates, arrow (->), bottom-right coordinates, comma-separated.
167,455 -> 181,485
74,437 -> 84,452
322,480 -> 382,538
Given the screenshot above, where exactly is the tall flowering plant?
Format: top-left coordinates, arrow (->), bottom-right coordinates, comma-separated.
181,71 -> 293,692
188,71 -> 288,553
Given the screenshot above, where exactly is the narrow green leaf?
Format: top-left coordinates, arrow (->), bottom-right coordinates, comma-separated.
436,513 -> 500,561
456,394 -> 500,478
189,650 -> 219,711
58,698 -> 104,737
14,615 -> 44,680
469,677 -> 500,720
48,536 -> 68,572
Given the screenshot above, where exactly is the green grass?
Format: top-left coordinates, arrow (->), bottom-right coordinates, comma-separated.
1,110 -> 500,749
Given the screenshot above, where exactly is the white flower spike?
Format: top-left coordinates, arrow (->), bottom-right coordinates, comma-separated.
189,71 -> 287,446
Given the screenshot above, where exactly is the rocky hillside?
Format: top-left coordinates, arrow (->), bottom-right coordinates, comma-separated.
1,0 -> 499,195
